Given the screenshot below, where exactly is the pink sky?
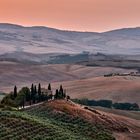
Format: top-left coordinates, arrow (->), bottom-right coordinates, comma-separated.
0,0 -> 140,32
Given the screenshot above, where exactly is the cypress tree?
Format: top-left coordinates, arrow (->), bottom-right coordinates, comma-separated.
31,84 -> 34,100
34,85 -> 37,95
14,85 -> 17,98
38,83 -> 41,102
63,89 -> 66,98
33,85 -> 37,104
60,85 -> 63,93
55,89 -> 59,99
59,85 -> 64,98
48,83 -> 51,91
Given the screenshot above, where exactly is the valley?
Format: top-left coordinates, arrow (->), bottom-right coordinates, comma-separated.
0,62 -> 140,106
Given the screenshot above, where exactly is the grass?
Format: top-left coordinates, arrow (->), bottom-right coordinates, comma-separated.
0,100 -> 115,140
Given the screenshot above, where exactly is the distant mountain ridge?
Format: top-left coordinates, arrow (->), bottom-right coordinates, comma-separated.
0,23 -> 140,63
104,27 -> 140,36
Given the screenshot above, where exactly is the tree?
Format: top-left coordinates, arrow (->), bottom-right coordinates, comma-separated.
59,85 -> 63,96
54,85 -> 66,99
54,89 -> 59,99
14,86 -> 17,98
48,83 -> 51,91
60,85 -> 63,93
31,84 -> 34,100
31,84 -> 37,104
20,87 -> 31,102
34,85 -> 37,94
32,85 -> 37,104
63,89 -> 66,98
132,103 -> 139,110
16,90 -> 26,109
59,85 -> 65,99
38,83 -> 41,102
1,93 -> 17,107
66,95 -> 70,101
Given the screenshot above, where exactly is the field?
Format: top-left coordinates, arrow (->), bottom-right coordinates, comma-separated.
0,62 -> 140,106
0,100 -> 116,140
0,100 -> 139,140
0,62 -> 136,92
94,107 -> 140,120
53,76 -> 140,106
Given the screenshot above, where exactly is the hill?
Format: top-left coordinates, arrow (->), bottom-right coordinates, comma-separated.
53,76 -> 140,106
0,100 -> 140,140
0,24 -> 140,63
0,100 -> 116,140
0,62 -> 136,92
0,62 -> 140,106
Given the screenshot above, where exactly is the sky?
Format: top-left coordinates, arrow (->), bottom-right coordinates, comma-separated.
0,0 -> 140,32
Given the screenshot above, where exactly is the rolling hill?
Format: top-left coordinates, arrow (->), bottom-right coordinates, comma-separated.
0,23 -> 140,140
0,62 -> 140,106
0,62 -> 137,92
0,100 -> 140,140
0,100 -> 115,140
53,76 -> 140,106
0,23 -> 140,64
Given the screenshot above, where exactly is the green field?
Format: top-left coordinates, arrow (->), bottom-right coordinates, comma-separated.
0,101 -> 115,140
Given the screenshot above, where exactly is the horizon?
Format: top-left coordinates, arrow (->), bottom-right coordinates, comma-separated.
0,22 -> 140,33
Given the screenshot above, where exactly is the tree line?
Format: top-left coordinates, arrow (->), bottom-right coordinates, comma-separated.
73,99 -> 140,111
1,83 -> 70,109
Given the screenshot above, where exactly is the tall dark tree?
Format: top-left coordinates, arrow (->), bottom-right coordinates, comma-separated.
32,85 -> 37,104
63,89 -> 66,98
59,85 -> 64,98
31,84 -> 34,99
34,85 -> 37,95
38,83 -> 41,102
54,89 -> 59,99
60,85 -> 63,93
48,83 -> 51,91
14,85 -> 17,98
31,84 -> 36,104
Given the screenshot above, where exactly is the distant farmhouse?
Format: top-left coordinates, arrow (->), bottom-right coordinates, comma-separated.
104,72 -> 140,77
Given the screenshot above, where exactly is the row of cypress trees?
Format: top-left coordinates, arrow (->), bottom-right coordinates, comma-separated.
2,83 -> 68,108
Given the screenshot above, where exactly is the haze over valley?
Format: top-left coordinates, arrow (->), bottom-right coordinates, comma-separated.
0,23 -> 140,56
0,23 -> 140,105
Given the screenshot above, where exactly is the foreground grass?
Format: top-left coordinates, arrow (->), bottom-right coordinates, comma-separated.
0,101 -> 115,140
